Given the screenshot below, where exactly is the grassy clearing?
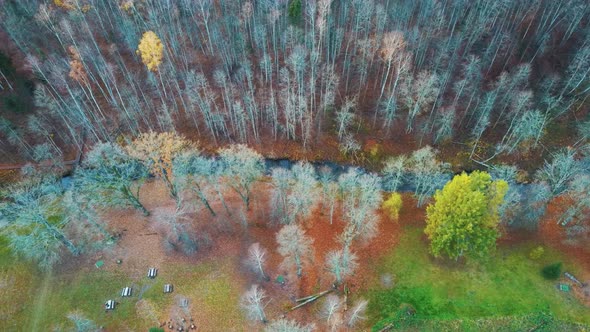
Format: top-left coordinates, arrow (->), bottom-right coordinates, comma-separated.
0,237 -> 40,330
141,261 -> 246,331
30,269 -> 139,330
0,244 -> 246,331
366,226 -> 590,330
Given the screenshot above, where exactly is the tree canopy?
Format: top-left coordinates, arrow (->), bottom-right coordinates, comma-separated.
425,171 -> 508,260
0,175 -> 77,269
137,31 -> 164,72
74,142 -> 150,216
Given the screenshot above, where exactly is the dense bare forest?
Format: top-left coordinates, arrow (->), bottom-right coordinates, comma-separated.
0,0 -> 589,165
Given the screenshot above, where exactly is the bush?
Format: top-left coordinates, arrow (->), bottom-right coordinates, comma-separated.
149,328 -> 164,332
541,262 -> 562,280
288,0 -> 302,25
382,192 -> 403,220
529,246 -> 544,260
366,143 -> 383,165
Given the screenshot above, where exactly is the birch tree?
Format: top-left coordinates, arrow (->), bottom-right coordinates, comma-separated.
338,168 -> 383,248
336,98 -> 356,141
407,146 -> 450,207
270,168 -> 291,224
558,174 -> 590,227
382,155 -> 407,192
535,148 -> 581,196
288,162 -> 319,223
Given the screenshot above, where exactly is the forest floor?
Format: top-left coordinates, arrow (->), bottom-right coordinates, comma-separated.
1,183 -> 589,331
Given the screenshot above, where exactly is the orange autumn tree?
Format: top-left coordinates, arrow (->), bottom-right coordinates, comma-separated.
54,0 -> 91,12
54,0 -> 75,10
125,132 -> 195,199
137,31 -> 164,71
68,46 -> 88,85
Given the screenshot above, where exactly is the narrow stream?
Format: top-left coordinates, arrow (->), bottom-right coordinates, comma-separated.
59,158 -> 443,194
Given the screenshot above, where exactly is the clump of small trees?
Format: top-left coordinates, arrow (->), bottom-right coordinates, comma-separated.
0,134 -> 274,269
381,146 -> 450,207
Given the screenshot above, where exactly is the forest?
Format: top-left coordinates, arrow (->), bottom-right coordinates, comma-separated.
0,0 -> 589,331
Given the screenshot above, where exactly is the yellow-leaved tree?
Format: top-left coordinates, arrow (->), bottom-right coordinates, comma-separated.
137,31 -> 163,71
382,192 -> 403,220
425,171 -> 508,260
126,132 -> 195,199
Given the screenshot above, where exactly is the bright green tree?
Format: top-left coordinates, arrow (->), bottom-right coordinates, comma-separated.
425,171 -> 508,260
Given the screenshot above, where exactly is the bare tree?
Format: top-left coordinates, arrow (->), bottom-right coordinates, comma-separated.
240,284 -> 268,324
345,299 -> 368,328
338,168 -> 383,248
67,310 -> 100,332
336,98 -> 356,141
0,176 -> 79,270
382,155 -> 407,192
288,162 -> 319,223
407,146 -> 450,207
325,247 -> 358,285
276,224 -> 314,277
74,142 -> 150,216
219,144 -> 265,210
319,294 -> 342,331
535,148 -> 581,196
173,151 -> 218,216
265,319 -> 315,332
245,242 -> 269,281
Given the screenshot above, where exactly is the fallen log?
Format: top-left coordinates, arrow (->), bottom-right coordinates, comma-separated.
289,289 -> 333,311
295,294 -> 317,303
377,324 -> 394,332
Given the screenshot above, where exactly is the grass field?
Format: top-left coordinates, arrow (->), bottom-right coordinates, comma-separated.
0,239 -> 246,331
365,226 -> 590,331
3,223 -> 589,331
0,237 -> 40,330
